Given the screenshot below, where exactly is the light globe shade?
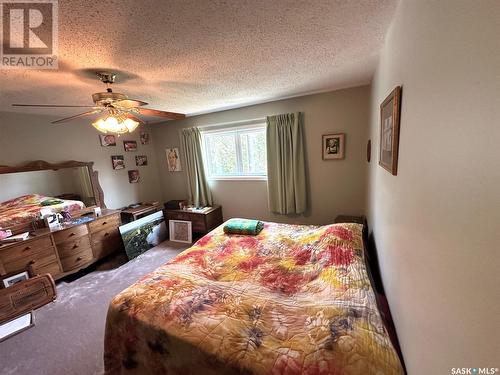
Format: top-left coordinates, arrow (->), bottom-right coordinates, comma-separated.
92,116 -> 140,134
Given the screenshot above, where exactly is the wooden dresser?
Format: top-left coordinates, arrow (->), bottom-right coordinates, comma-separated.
0,209 -> 122,280
164,205 -> 223,235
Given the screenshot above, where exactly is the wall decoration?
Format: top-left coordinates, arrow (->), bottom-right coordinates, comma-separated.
123,140 -> 138,152
140,132 -> 150,145
135,155 -> 148,166
128,170 -> 140,183
119,211 -> 168,260
2,271 -> 29,288
169,219 -> 192,243
166,148 -> 182,171
99,134 -> 116,147
379,86 -> 402,175
111,155 -> 125,170
322,133 -> 345,160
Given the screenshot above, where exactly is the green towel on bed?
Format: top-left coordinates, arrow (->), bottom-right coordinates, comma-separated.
223,219 -> 264,235
40,198 -> 64,206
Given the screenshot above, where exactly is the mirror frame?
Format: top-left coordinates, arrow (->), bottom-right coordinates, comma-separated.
0,160 -> 106,208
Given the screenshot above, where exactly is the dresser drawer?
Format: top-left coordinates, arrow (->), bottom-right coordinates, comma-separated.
91,228 -> 122,259
57,235 -> 92,259
1,236 -> 53,260
32,260 -> 62,278
60,247 -> 93,271
168,212 -> 192,221
88,214 -> 120,233
53,225 -> 88,244
2,246 -> 59,274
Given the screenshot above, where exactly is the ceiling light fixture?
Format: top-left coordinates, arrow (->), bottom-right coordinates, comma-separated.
91,110 -> 140,134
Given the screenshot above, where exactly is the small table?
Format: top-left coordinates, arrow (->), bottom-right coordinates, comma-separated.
164,205 -> 223,235
121,203 -> 161,223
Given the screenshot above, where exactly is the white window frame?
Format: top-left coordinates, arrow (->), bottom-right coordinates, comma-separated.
200,120 -> 267,181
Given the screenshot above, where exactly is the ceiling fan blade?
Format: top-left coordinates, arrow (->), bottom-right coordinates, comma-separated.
13,104 -> 96,108
136,107 -> 186,120
51,109 -> 102,124
125,113 -> 145,124
113,99 -> 148,108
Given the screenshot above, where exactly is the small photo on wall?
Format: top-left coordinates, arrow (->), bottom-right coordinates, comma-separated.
140,132 -> 150,145
135,155 -> 148,166
111,155 -> 125,170
322,133 -> 345,160
128,170 -> 140,183
123,140 -> 138,152
99,134 -> 116,147
166,148 -> 182,172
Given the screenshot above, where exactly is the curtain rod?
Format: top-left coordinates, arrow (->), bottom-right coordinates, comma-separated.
197,117 -> 266,130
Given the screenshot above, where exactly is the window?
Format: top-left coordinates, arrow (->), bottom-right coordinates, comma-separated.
201,123 -> 267,179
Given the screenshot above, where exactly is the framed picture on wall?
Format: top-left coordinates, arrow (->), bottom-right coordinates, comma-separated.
322,133 -> 345,160
165,148 -> 182,171
379,86 -> 402,175
128,170 -> 140,183
123,140 -> 138,152
140,132 -> 150,145
111,155 -> 125,170
135,155 -> 148,166
99,134 -> 116,147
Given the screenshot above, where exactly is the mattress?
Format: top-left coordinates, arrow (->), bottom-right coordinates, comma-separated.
104,221 -> 404,374
0,194 -> 85,228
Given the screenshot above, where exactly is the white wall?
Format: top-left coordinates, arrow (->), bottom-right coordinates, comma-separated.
152,86 -> 370,225
0,112 -> 163,208
367,1 -> 500,374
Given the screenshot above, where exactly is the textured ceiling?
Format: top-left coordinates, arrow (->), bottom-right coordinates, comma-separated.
0,0 -> 397,120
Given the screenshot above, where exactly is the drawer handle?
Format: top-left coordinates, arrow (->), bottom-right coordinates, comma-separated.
102,221 -> 107,225
72,244 -> 79,249
104,232 -> 110,237
28,260 -> 36,265
23,246 -> 32,251
76,256 -> 82,262
69,232 -> 76,237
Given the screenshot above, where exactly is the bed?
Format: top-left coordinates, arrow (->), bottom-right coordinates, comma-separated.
104,221 -> 404,374
0,194 -> 85,228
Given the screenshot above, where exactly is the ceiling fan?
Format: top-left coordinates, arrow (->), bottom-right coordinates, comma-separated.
12,71 -> 186,134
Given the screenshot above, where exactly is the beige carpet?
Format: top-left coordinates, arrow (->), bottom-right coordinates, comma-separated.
0,241 -> 188,375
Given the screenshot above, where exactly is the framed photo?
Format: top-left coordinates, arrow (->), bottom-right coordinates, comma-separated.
0,312 -> 35,342
111,155 -> 125,170
2,271 -> 29,288
166,148 -> 182,171
128,170 -> 140,183
322,133 -> 345,160
99,134 -> 116,147
123,140 -> 138,152
140,131 -> 150,145
135,155 -> 148,166
169,220 -> 192,243
379,86 -> 402,175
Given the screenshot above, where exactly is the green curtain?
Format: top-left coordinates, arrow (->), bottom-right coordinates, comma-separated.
266,112 -> 307,214
180,127 -> 213,207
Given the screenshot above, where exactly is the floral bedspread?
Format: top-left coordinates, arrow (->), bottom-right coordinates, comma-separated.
104,221 -> 404,375
0,194 -> 84,228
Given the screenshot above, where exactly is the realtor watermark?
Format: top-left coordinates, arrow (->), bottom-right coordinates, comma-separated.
0,0 -> 58,69
451,368 -> 499,374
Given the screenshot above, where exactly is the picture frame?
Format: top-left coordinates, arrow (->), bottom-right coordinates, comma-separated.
128,170 -> 140,183
111,155 -> 125,170
322,133 -> 345,160
140,131 -> 150,145
165,148 -> 182,171
2,270 -> 29,288
379,86 -> 402,175
123,140 -> 138,152
0,311 -> 35,342
169,220 -> 192,243
135,155 -> 148,166
99,134 -> 116,147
